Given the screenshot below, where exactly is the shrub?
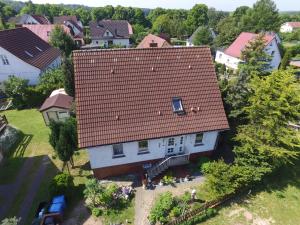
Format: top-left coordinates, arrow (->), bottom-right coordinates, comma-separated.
162,172 -> 174,185
170,206 -> 181,218
178,208 -> 217,225
4,76 -> 29,109
49,173 -> 74,197
197,157 -> 211,172
0,217 -> 20,225
148,192 -> 175,224
91,208 -> 102,217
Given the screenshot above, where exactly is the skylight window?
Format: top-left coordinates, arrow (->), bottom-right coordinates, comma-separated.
172,97 -> 184,114
35,46 -> 43,52
25,51 -> 33,57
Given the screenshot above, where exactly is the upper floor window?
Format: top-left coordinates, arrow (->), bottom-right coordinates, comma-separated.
106,31 -> 110,36
271,51 -> 275,56
138,140 -> 149,154
112,144 -> 124,158
168,138 -> 175,146
1,55 -> 9,65
195,133 -> 203,145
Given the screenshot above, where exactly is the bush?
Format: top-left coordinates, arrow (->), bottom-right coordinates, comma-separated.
162,171 -> 174,185
4,76 -> 29,109
178,208 -> 217,225
0,217 -> 20,225
91,208 -> 102,217
197,157 -> 211,172
170,206 -> 181,218
49,173 -> 74,197
148,192 -> 175,224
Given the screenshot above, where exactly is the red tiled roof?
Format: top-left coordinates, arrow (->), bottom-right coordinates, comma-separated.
73,47 -> 229,148
40,94 -> 73,111
22,24 -> 71,43
224,32 -> 276,58
137,34 -> 172,48
31,15 -> 50,24
53,16 -> 78,24
89,20 -> 133,39
287,22 -> 300,28
0,27 -> 61,70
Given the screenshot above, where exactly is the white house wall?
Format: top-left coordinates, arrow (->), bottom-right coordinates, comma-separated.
0,47 -> 40,86
265,39 -> 281,70
215,51 -> 241,70
280,23 -> 293,33
88,131 -> 219,169
91,38 -> 130,48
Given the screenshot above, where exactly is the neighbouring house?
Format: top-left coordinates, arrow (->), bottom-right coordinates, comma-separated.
89,20 -> 133,48
215,32 -> 281,71
40,89 -> 73,125
22,24 -> 84,45
280,22 -> 300,33
186,27 -> 216,47
73,47 -> 229,179
137,34 -> 172,48
8,14 -> 50,26
0,27 -> 61,90
53,16 -> 84,46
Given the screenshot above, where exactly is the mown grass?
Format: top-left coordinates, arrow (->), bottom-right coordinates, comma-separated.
199,162 -> 300,225
0,109 -> 90,223
102,197 -> 135,225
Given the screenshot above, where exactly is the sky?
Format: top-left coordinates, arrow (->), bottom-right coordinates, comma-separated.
30,0 -> 300,11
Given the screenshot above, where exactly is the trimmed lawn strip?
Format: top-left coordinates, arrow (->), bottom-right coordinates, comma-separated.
102,197 -> 135,225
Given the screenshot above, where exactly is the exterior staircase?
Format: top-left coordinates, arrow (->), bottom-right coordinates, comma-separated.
147,154 -> 190,180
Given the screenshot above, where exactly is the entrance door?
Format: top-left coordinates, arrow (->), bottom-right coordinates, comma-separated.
166,136 -> 184,156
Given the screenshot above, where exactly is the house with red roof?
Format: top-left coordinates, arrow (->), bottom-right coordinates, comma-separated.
73,47 -> 229,179
0,28 -> 61,90
23,24 -> 84,46
137,34 -> 171,48
89,20 -> 133,48
280,22 -> 300,33
53,16 -> 85,46
215,32 -> 281,70
8,14 -> 50,26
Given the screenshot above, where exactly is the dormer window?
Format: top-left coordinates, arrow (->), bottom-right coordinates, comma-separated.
106,31 -> 110,36
172,97 -> 184,114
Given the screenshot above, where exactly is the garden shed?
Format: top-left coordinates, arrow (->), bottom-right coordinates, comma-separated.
40,89 -> 73,125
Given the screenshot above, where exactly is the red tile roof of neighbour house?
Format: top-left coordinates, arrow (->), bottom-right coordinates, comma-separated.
31,15 -> 50,24
22,24 -> 71,43
224,32 -> 276,58
0,27 -> 61,70
53,15 -> 78,24
89,20 -> 133,39
137,34 -> 172,48
73,47 -> 229,148
40,94 -> 73,111
286,22 -> 300,28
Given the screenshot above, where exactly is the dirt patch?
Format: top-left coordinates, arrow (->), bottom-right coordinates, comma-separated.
63,201 -> 103,225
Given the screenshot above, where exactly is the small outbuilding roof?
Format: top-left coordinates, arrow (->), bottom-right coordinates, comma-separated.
137,34 -> 172,48
40,93 -> 73,112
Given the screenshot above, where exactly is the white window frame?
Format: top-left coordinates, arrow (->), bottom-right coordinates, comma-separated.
195,133 -> 204,146
138,140 -> 149,154
1,55 -> 9,65
112,144 -> 124,158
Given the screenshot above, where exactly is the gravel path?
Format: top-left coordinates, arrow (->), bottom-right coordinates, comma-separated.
134,176 -> 205,225
0,158 -> 35,220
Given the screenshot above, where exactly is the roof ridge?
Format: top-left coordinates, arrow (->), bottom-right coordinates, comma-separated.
73,46 -> 209,54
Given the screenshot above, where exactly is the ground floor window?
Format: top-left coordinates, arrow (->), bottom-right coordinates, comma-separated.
138,140 -> 149,154
112,144 -> 124,157
195,133 -> 204,145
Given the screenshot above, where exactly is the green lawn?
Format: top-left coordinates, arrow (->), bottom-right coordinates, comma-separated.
199,162 -> 300,225
0,109 -> 90,223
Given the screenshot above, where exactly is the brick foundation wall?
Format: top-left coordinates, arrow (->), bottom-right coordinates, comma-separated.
92,150 -> 214,179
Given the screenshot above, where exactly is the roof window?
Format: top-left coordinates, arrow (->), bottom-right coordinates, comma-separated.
172,97 -> 184,114
35,46 -> 43,52
25,51 -> 33,57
